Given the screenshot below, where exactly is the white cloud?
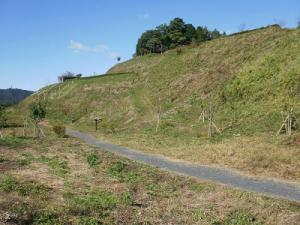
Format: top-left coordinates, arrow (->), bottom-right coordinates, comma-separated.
143,13 -> 150,19
69,40 -> 120,59
69,40 -> 90,52
138,13 -> 150,20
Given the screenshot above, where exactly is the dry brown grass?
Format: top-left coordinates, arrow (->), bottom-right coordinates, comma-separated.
92,131 -> 300,182
1,128 -> 299,224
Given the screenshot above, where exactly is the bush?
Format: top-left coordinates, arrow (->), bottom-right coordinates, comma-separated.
52,125 -> 66,138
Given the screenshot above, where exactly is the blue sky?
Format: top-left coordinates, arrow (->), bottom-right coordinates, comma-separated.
1,0 -> 300,91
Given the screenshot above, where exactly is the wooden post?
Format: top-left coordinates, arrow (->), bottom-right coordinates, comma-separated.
95,118 -> 98,131
155,98 -> 161,133
208,101 -> 212,138
94,117 -> 102,131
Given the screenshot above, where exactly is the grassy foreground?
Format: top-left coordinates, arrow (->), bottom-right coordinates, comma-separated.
0,127 -> 300,225
0,128 -> 300,224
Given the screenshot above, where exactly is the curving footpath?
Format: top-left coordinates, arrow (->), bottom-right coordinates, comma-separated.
67,129 -> 300,202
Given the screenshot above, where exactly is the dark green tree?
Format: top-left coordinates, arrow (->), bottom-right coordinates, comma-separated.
210,29 -> 222,39
195,26 -> 211,43
135,17 -> 224,55
156,24 -> 170,52
185,24 -> 197,43
168,17 -> 188,47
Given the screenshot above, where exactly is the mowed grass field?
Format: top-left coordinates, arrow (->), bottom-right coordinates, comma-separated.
11,25 -> 300,182
0,128 -> 300,225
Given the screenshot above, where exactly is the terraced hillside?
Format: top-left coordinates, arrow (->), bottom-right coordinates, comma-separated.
13,25 -> 300,181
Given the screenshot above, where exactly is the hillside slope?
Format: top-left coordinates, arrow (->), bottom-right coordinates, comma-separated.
15,25 -> 300,181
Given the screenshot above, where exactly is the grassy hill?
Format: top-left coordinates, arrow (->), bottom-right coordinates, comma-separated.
14,25 -> 300,181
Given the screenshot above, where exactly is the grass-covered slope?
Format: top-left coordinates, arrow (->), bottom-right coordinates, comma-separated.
14,25 -> 300,181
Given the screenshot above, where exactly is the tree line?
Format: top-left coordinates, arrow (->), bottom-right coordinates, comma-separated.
135,17 -> 225,56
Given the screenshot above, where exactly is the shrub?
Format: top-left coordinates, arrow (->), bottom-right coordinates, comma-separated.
176,47 -> 182,55
52,125 -> 66,138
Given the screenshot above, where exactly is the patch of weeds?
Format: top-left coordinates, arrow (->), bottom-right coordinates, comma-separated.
126,172 -> 144,183
190,208 -> 206,221
189,182 -> 215,193
79,217 -> 101,225
0,137 -> 25,148
109,160 -> 127,181
215,211 -> 263,225
120,192 -> 134,205
146,183 -> 160,196
52,125 -> 66,138
66,191 -> 117,217
0,174 -> 17,192
0,156 -> 8,163
38,155 -> 69,177
0,175 -> 49,199
18,153 -> 35,166
87,153 -> 100,167
32,211 -> 61,225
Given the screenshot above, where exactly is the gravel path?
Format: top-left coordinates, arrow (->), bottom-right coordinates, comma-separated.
67,129 -> 300,202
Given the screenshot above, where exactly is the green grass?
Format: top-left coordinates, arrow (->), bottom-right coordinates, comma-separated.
66,191 -> 118,217
216,211 -> 263,225
1,131 -> 300,224
38,155 -> 69,177
0,174 -> 49,199
86,153 -> 100,167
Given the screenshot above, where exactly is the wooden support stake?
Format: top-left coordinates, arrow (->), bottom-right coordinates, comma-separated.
155,98 -> 161,133
277,116 -> 289,136
208,102 -> 212,138
212,122 -> 222,134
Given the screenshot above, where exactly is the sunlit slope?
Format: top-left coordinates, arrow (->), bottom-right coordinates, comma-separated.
18,26 -> 300,138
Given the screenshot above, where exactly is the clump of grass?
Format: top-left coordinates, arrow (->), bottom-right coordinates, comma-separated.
66,191 -> 118,218
78,217 -> 101,225
146,182 -> 160,196
17,152 -> 35,166
32,211 -> 61,225
0,137 -> 25,148
189,182 -> 215,193
190,208 -> 206,221
0,156 -> 8,163
109,160 -> 127,181
215,211 -> 263,225
120,192 -> 134,205
38,155 -> 69,177
52,125 -> 66,138
87,153 -> 100,167
0,174 -> 49,199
